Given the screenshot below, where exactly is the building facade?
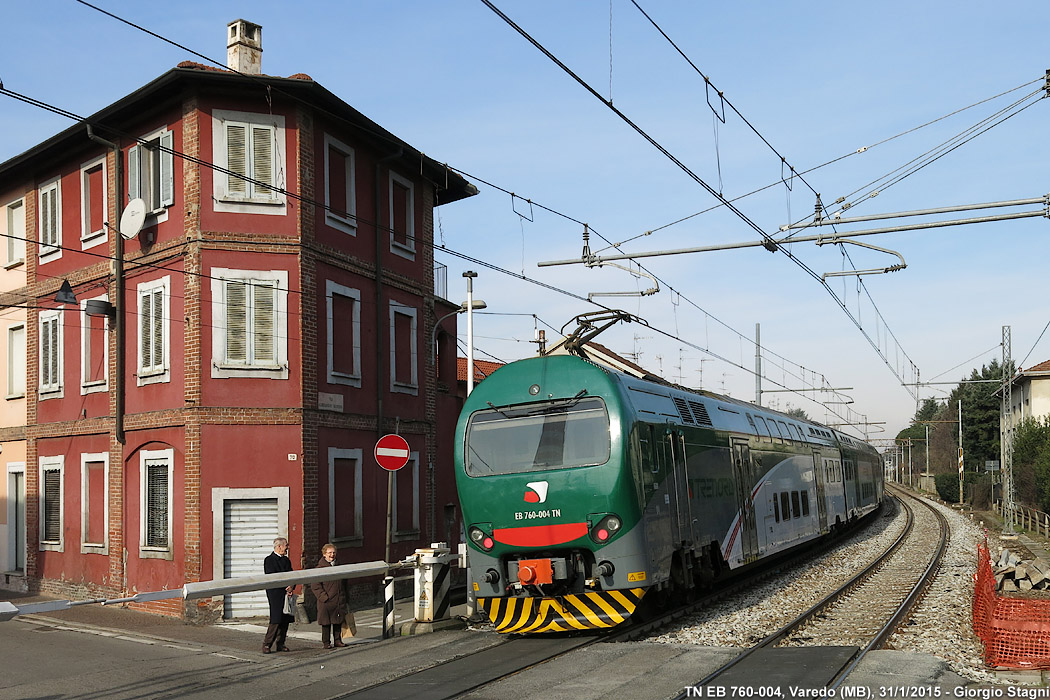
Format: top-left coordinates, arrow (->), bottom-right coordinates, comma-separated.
0,20 -> 475,619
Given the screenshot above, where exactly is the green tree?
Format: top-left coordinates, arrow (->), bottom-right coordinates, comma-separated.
896,398 -> 943,445
944,358 -> 1010,470
1012,417 -> 1050,511
785,405 -> 810,421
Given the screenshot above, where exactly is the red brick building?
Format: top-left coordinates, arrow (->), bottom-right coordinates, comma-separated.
0,20 -> 476,619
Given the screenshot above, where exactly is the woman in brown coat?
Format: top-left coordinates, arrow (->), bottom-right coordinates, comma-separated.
310,543 -> 348,649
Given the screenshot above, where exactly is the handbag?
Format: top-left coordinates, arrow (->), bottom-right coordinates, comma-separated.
283,593 -> 298,617
341,606 -> 357,637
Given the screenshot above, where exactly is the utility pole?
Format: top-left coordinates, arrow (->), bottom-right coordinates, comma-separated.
1002,325 -> 1016,536
755,323 -> 762,406
958,400 -> 964,505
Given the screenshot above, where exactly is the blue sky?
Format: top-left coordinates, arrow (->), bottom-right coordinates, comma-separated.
2,1 -> 1047,444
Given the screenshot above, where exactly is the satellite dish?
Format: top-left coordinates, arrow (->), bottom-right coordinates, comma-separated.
119,198 -> 147,240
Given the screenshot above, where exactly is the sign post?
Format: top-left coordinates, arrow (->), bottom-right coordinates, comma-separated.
376,434 -> 411,566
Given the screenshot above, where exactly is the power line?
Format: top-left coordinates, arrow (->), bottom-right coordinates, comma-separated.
627,0 -> 819,199
4,10 -> 873,433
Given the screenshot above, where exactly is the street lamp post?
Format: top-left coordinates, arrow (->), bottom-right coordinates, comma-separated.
431,299 -> 487,367
463,272 -> 478,396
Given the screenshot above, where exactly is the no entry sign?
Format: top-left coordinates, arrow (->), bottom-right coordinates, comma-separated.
374,434 -> 411,471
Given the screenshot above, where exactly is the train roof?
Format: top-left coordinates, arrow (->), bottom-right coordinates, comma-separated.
590,359 -> 875,454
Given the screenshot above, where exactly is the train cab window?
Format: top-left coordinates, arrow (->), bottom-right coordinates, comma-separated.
773,494 -> 780,522
465,396 -> 611,476
790,491 -> 801,518
780,492 -> 791,520
801,491 -> 810,516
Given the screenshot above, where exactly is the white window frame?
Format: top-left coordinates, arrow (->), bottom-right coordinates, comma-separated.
389,172 -> 416,260
327,447 -> 363,546
38,178 -> 61,261
80,452 -> 109,554
7,322 -> 25,400
140,448 -> 173,560
136,276 -> 170,386
326,281 -> 361,387
7,461 -> 26,573
4,198 -> 26,267
39,309 -> 63,398
39,455 -> 64,551
211,268 -> 289,379
127,127 -> 173,223
323,134 -> 357,234
389,301 -> 418,395
80,294 -> 109,394
79,156 -> 108,248
212,109 -> 286,214
392,451 -> 420,539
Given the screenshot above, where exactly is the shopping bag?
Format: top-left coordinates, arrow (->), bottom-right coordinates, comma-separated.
283,593 -> 298,616
341,607 -> 357,637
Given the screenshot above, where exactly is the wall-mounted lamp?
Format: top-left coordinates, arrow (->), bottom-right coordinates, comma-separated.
84,299 -> 116,319
55,280 -> 77,305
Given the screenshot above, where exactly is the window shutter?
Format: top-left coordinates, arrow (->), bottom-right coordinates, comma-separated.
251,126 -> 274,196
159,131 -> 174,207
145,462 -> 168,548
40,187 -> 57,248
41,317 -> 59,389
252,282 -> 276,364
151,288 -> 164,370
43,470 -> 61,542
48,188 -> 58,246
40,320 -> 51,387
226,124 -> 247,196
225,280 -> 248,363
140,291 -> 153,370
128,145 -> 141,202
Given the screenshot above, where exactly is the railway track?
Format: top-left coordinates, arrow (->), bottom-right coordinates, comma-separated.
678,487 -> 949,693
331,503 -> 897,698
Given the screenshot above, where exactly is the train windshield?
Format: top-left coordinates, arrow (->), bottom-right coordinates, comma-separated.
465,396 -> 610,476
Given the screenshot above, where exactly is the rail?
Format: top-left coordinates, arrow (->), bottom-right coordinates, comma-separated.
994,500 -> 1050,538
674,489 -> 948,694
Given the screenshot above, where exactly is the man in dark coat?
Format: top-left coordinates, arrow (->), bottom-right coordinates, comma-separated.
310,543 -> 349,649
262,537 -> 296,654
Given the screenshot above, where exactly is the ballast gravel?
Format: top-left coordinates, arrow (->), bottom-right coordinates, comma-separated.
649,494 -> 1012,685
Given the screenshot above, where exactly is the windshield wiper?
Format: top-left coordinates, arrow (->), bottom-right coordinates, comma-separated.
486,401 -> 512,419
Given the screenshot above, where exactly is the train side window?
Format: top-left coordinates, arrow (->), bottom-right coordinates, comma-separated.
755,416 -> 772,442
768,420 -> 784,444
648,426 -> 659,474
778,421 -> 792,443
788,424 -> 803,442
801,491 -> 810,516
790,491 -> 801,518
780,492 -> 791,520
773,493 -> 780,522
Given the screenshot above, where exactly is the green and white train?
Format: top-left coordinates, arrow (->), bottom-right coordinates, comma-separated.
455,353 -> 883,634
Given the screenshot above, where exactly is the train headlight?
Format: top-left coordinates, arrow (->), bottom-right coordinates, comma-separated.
589,514 -> 622,544
469,525 -> 494,551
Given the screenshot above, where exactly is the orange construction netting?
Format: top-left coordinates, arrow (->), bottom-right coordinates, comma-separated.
973,541 -> 1050,669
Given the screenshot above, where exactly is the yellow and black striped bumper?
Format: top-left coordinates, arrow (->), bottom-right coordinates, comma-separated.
479,588 -> 646,634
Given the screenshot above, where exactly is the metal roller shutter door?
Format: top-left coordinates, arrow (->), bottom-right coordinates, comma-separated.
223,498 -> 278,618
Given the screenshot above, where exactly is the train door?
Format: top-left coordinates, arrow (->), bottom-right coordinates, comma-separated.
811,450 -> 828,533
643,425 -> 673,576
667,428 -> 692,545
731,439 -> 758,563
843,457 -> 858,514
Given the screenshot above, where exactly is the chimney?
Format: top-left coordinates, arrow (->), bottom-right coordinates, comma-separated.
227,19 -> 262,74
